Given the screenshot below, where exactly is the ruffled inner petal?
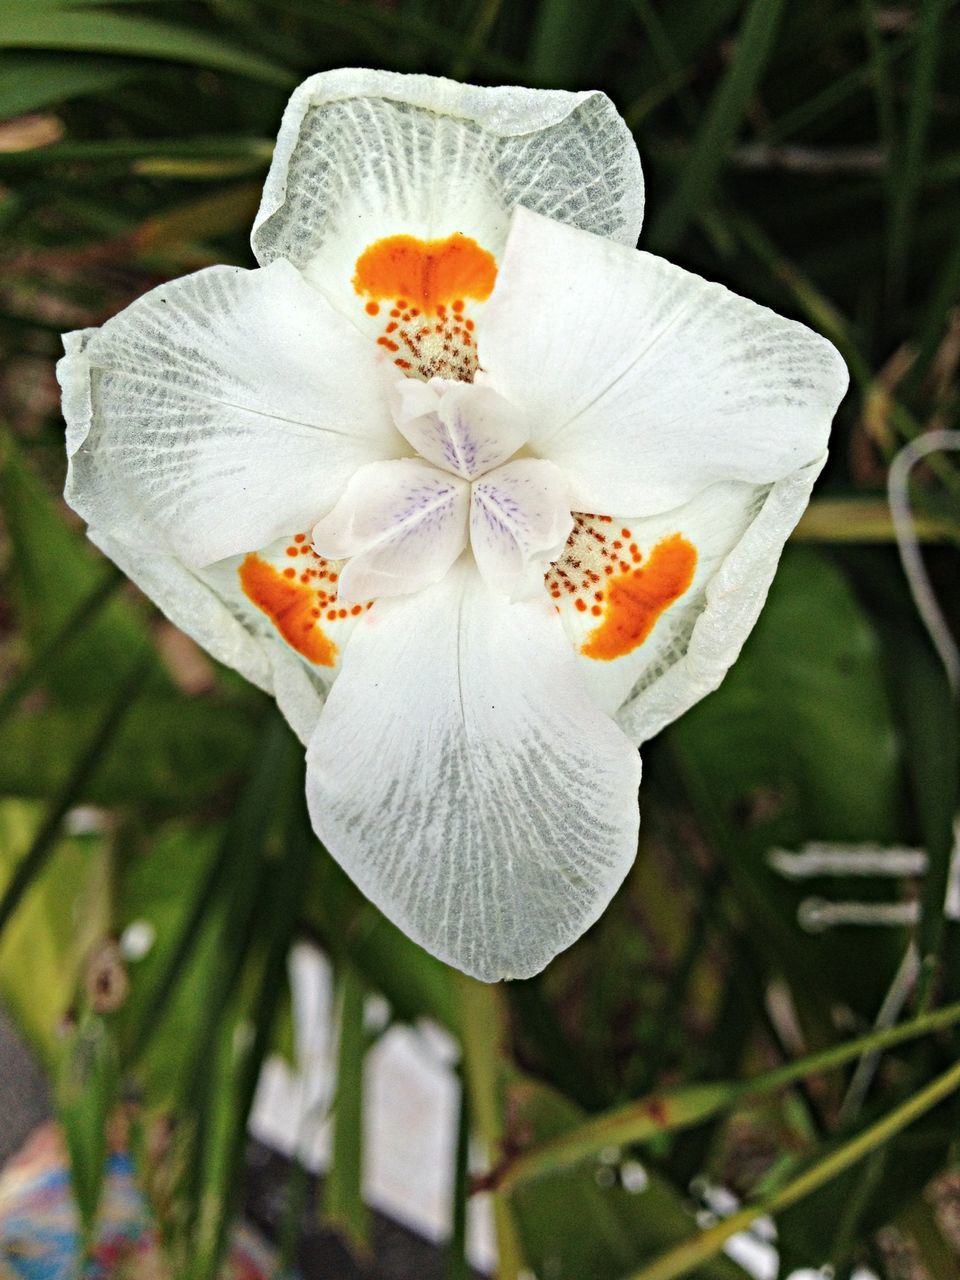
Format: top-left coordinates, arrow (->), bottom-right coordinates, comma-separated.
470,458 -> 573,600
311,458 -> 470,603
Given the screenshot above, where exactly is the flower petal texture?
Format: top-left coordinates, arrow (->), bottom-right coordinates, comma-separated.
61,260 -> 403,567
479,207 -> 848,516
389,378 -> 528,480
305,562 -> 642,982
470,458 -> 574,600
58,68 -> 850,983
311,458 -> 469,603
252,68 -> 645,288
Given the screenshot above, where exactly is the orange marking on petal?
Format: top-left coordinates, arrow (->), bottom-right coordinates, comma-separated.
353,233 -> 497,310
581,534 -> 697,661
239,553 -> 337,667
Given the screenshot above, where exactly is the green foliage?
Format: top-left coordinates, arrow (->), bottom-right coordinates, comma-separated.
0,2 -> 958,1278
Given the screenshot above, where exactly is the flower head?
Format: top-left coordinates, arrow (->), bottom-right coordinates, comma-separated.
59,69 -> 848,981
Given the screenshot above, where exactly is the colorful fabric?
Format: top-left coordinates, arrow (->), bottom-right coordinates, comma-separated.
0,1125 -> 287,1279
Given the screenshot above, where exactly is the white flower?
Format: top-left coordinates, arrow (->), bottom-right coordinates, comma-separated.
58,69 -> 848,982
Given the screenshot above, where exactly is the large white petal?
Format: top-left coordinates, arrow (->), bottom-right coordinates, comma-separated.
470,458 -> 573,600
252,68 -> 644,286
60,260 -> 404,568
305,562 -> 641,982
311,458 -> 469,603
479,208 -> 848,516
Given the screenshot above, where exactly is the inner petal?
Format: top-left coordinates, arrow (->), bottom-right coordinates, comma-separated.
353,232 -> 497,382
311,457 -> 470,604
470,458 -> 574,601
390,378 -> 528,480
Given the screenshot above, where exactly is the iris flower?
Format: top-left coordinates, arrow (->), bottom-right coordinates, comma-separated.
59,70 -> 847,981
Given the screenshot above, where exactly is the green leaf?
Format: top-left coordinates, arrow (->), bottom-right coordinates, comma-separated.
647,0 -> 789,253
0,7 -> 295,85
0,435 -> 155,704
0,799 -> 110,1063
885,0 -> 952,305
0,697 -> 259,807
492,998 -> 960,1192
621,1053 -> 960,1280
0,53 -> 137,116
666,547 -> 903,1016
57,1015 -> 120,1241
506,1077 -> 747,1280
322,963 -> 371,1257
0,658 -> 148,936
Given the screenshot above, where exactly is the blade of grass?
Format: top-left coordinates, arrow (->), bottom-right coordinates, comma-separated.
0,8 -> 294,85
0,567 -> 122,725
456,973 -> 527,1279
493,996 -> 960,1192
0,136 -> 274,171
180,715 -> 301,1268
792,496 -> 959,543
445,1074 -> 470,1280
322,962 -> 371,1257
646,0 -> 789,254
622,1053 -> 960,1280
0,656 -> 149,936
885,0 -> 952,307
194,795 -> 313,1280
0,53 -> 137,116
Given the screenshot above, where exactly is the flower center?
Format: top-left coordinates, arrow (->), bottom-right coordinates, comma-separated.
353,232 -> 497,382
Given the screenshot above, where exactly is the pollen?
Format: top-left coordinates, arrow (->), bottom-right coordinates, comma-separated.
353,232 -> 497,383
546,516 -> 697,661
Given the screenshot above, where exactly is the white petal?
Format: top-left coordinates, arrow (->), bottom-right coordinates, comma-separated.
479,207 -> 848,516
616,459 -> 826,743
252,69 -> 644,285
311,458 -> 469,604
390,377 -> 528,480
470,459 -> 574,600
60,260 -> 403,567
305,562 -> 641,981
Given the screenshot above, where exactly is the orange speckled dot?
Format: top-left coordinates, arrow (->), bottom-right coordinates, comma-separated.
581,534 -> 697,661
239,554 -> 337,667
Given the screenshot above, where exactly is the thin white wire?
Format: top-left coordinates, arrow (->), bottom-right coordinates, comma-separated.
887,428 -> 960,693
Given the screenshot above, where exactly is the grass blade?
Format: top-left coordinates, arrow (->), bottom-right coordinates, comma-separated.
322,962 -> 371,1257
0,568 -> 122,726
493,997 -> 960,1192
885,0 -> 952,306
622,1054 -> 960,1280
0,8 -> 294,85
647,0 -> 789,253
0,656 -> 149,936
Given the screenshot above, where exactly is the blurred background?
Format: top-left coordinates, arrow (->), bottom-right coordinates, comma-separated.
1,1 -> 959,1278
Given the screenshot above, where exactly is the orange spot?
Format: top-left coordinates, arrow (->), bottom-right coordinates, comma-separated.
239,554 -> 337,667
294,533 -> 305,543
365,300 -> 380,316
581,534 -> 697,661
353,233 -> 497,311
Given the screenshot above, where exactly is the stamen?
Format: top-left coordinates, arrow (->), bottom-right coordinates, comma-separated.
546,516 -> 697,660
353,232 -> 497,382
